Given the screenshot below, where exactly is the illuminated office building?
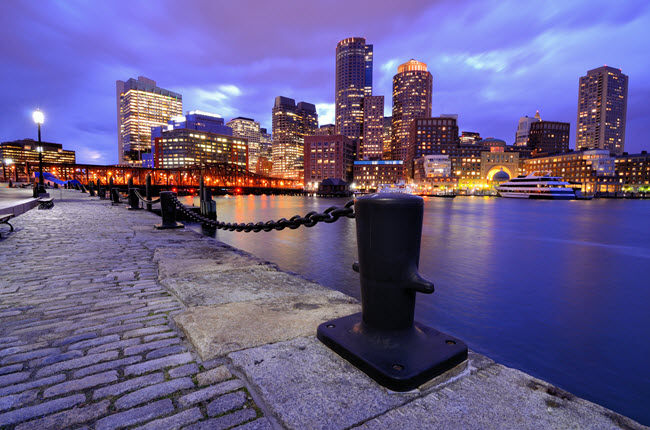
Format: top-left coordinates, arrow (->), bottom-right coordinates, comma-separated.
258,128 -> 273,175
353,160 -> 403,192
227,117 -> 262,173
304,134 -> 355,187
361,96 -> 384,159
1,139 -> 75,180
527,121 -> 570,154
315,124 -> 336,136
271,96 -> 318,181
460,131 -> 482,145
335,37 -> 373,144
155,129 -> 247,169
615,152 -> 650,192
391,60 -> 432,162
406,117 -> 459,178
116,76 -> 182,165
524,149 -> 616,193
165,110 -> 231,135
383,116 -> 392,159
577,66 -> 628,155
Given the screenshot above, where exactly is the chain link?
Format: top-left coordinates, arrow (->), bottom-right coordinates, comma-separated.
134,189 -> 161,205
170,194 -> 355,233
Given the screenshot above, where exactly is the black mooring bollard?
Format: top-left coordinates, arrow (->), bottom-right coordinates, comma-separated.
128,188 -> 142,210
111,187 -> 121,205
317,193 -> 467,392
154,191 -> 184,229
145,174 -> 152,212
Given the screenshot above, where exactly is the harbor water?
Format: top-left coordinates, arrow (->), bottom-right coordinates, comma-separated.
180,194 -> 650,425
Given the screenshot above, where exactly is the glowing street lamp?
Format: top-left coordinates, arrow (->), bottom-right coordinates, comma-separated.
33,109 -> 46,195
2,158 -> 13,182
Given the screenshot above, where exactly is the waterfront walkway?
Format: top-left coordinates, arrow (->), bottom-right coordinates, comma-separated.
0,191 -> 269,429
0,190 -> 646,429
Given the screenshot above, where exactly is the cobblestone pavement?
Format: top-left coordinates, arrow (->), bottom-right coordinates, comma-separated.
0,192 -> 271,429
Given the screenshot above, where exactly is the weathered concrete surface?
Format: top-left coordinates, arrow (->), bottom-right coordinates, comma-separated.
159,232 -> 362,360
230,337 -> 647,430
175,292 -> 359,359
228,337 -> 480,430
351,364 -> 647,430
162,263 -> 340,307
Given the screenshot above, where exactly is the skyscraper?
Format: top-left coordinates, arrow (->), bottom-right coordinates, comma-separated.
116,76 -> 182,165
335,37 -> 373,144
527,121 -> 570,154
227,117 -> 262,173
515,111 -> 541,146
391,59 -> 432,162
361,96 -> 384,160
406,117 -> 459,178
271,96 -> 318,181
577,66 -> 628,155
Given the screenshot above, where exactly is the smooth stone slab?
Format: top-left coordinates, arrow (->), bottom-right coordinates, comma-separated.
164,265 -> 347,307
352,364 -> 646,430
175,292 -> 360,359
228,337 -> 417,430
154,245 -> 256,270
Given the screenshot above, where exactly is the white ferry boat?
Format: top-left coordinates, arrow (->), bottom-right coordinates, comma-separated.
495,172 -> 576,200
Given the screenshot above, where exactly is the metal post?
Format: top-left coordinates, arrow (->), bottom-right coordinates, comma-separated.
199,175 -> 205,215
205,186 -> 216,221
154,191 -> 183,229
317,193 -> 467,392
146,174 -> 152,211
37,124 -> 46,195
88,183 -> 96,197
128,176 -> 133,189
128,188 -> 142,210
111,187 -> 120,205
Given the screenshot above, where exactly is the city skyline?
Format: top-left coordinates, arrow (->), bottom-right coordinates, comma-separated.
1,0 -> 649,164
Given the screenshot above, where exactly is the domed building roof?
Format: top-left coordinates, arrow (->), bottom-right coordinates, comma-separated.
479,138 -> 507,147
492,169 -> 510,181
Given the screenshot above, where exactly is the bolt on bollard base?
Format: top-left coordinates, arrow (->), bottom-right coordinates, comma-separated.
155,191 -> 184,230
317,193 -> 467,392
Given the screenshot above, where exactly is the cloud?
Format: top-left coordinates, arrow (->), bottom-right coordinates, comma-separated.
218,85 -> 242,97
1,0 -> 649,163
316,103 -> 335,125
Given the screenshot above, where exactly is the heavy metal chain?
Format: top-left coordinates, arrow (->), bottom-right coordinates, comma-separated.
134,189 -> 161,205
170,194 -> 355,233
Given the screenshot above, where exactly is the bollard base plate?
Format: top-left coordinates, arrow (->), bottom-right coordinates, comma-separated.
154,222 -> 184,230
317,313 -> 467,392
128,207 -> 143,211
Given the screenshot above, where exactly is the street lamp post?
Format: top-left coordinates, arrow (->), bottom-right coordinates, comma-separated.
33,109 -> 46,195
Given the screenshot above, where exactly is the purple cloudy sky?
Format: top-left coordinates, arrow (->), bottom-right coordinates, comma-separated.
1,0 -> 649,164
